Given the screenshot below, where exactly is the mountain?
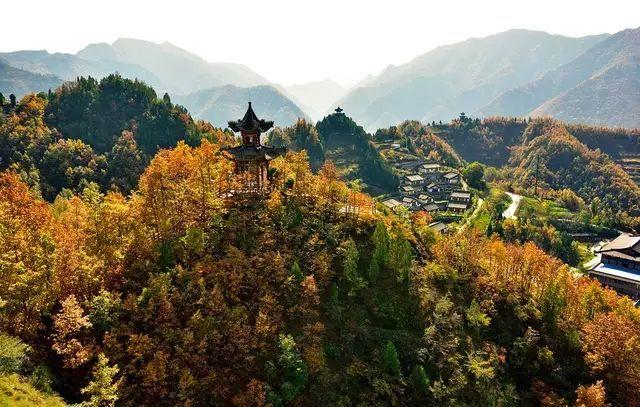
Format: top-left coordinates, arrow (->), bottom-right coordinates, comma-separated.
285,79 -> 346,120
0,49 -> 161,90
336,29 -> 608,130
482,27 -> 640,127
174,84 -> 307,128
78,38 -> 269,94
531,58 -> 640,128
1,39 -> 307,124
0,59 -> 62,97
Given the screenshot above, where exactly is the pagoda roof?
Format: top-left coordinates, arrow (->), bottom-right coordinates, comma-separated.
224,145 -> 286,162
228,102 -> 274,133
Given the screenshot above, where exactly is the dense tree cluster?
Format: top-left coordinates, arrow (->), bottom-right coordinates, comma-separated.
510,119 -> 640,218
433,116 -> 529,166
0,137 -> 639,405
375,120 -> 464,168
0,78 -> 233,200
269,112 -> 398,191
267,119 -> 324,168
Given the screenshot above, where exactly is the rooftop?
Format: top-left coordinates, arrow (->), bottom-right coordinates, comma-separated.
590,262 -> 640,284
423,203 -> 439,212
599,234 -> 640,253
451,191 -> 471,199
429,221 -> 447,232
443,172 -> 459,179
406,174 -> 424,182
447,202 -> 468,210
382,198 -> 402,208
228,102 -> 274,134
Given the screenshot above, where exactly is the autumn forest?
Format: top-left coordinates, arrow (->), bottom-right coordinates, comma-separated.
1,73 -> 640,407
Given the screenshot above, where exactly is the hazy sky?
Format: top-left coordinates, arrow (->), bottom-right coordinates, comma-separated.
2,0 -> 638,86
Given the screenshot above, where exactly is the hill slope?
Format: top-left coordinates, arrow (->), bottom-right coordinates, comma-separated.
174,84 -> 307,128
531,56 -> 640,127
0,59 -> 62,97
336,29 -> 607,129
482,27 -> 640,127
0,49 -> 162,90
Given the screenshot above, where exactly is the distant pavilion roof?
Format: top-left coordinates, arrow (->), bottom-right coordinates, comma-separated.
335,107 -> 344,113
228,102 -> 274,133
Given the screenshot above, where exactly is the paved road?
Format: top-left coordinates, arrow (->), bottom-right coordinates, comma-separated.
503,192 -> 522,220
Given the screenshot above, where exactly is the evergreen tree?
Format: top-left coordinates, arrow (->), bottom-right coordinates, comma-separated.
388,236 -> 413,282
371,221 -> 390,279
382,340 -> 401,377
343,239 -> 364,294
410,365 -> 429,397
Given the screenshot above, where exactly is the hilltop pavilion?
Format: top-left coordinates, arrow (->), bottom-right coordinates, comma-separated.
223,102 -> 286,191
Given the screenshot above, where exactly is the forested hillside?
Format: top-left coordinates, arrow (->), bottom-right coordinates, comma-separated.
1,140 -> 639,405
268,111 -> 399,192
0,75 -> 233,200
369,115 -> 640,229
3,75 -> 640,406
374,120 -> 463,168
509,119 -> 640,217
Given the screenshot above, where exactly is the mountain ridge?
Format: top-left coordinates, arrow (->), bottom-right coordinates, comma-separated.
336,29 -> 609,130
480,26 -> 640,126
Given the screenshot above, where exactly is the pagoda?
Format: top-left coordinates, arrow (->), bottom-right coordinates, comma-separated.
223,102 -> 286,191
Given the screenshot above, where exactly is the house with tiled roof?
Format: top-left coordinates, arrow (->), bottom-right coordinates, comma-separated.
404,174 -> 425,186
443,172 -> 460,184
382,198 -> 402,210
590,234 -> 640,298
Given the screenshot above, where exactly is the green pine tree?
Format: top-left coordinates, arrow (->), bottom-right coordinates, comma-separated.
382,340 -> 401,377
410,365 -> 429,397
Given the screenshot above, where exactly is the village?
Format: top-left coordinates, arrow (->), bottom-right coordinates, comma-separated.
374,139 -> 474,233
372,132 -> 640,303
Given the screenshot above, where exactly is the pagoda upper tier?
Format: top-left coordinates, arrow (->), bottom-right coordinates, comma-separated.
228,102 -> 274,135
224,102 -> 286,160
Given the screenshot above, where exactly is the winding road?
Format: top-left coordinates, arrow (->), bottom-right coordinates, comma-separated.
503,192 -> 522,220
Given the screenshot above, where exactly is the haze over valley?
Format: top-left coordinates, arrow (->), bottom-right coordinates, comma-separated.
2,26 -> 639,129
